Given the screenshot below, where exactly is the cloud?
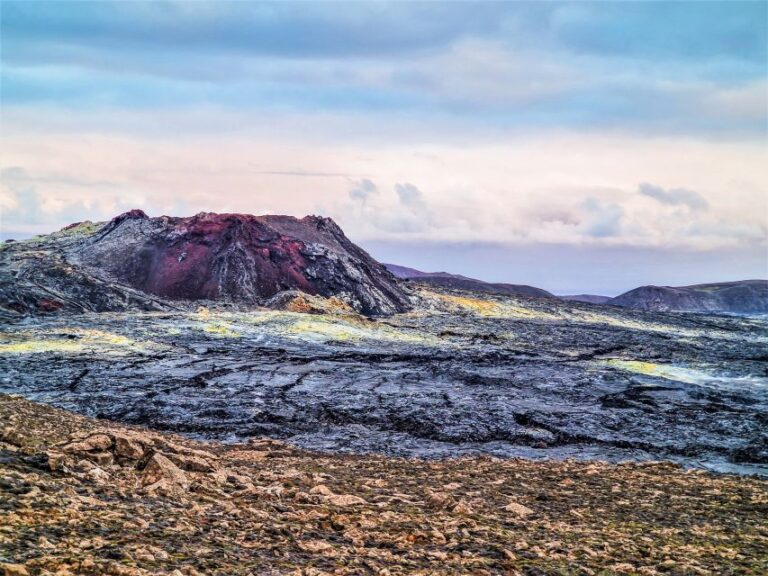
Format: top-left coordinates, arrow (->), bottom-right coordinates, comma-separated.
579,198 -> 624,238
0,165 -> 139,231
348,178 -> 377,203
639,183 -> 709,212
345,181 -> 432,235
1,179 -> 88,228
5,2 -> 764,68
1,2 -> 764,261
549,2 -> 767,64
2,2 -> 505,61
394,182 -> 424,208
2,3 -> 765,138
2,121 -> 765,252
686,218 -> 767,244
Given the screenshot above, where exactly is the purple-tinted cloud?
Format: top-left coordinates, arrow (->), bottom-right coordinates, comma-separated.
639,183 -> 709,212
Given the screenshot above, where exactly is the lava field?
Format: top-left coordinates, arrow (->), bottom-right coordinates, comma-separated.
2,286 -> 767,475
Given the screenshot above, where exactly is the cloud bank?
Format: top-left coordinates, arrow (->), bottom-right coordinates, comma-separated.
1,1 -> 766,288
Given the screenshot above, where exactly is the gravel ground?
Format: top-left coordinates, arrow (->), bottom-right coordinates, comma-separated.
1,394 -> 767,575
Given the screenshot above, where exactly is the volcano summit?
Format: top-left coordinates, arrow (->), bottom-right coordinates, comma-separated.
0,210 -> 411,318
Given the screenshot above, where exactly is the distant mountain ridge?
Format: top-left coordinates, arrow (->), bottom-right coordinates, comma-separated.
560,294 -> 612,305
384,264 -> 554,298
608,280 -> 768,313
386,263 -> 768,314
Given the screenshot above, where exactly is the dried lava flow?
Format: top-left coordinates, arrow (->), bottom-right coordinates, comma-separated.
2,293 -> 767,475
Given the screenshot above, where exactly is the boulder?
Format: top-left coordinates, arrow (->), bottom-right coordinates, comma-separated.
309,484 -> 333,496
62,434 -> 113,453
46,450 -> 67,471
504,501 -> 534,518
1,563 -> 30,576
165,452 -> 218,473
325,494 -> 366,507
140,452 -> 189,494
113,433 -> 146,460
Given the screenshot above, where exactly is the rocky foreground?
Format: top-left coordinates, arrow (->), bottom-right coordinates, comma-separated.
1,394 -> 767,575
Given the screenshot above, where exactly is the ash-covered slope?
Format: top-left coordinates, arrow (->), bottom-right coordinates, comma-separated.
385,263 -> 553,298
609,280 -> 768,313
1,210 -> 411,317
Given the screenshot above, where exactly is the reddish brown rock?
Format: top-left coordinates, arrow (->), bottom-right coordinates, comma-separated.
140,452 -> 189,494
62,434 -> 113,453
1,563 -> 30,576
76,210 -> 411,316
113,434 -> 146,460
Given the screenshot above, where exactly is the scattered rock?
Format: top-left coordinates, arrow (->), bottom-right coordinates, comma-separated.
299,540 -> 334,554
140,452 -> 188,494
325,494 -> 366,507
85,466 -> 110,484
113,433 -> 146,460
452,500 -> 473,514
426,491 -> 452,509
62,434 -> 113,453
89,451 -> 114,467
258,483 -> 285,498
1,387 -> 767,576
309,484 -> 333,496
504,502 -> 534,518
1,565 -> 29,576
165,451 -> 218,473
46,450 -> 67,471
609,563 -> 636,573
0,428 -> 26,447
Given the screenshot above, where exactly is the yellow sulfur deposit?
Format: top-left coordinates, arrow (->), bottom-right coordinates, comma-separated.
599,359 -> 768,387
0,328 -> 164,355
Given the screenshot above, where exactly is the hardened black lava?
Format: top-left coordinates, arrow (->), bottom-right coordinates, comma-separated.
2,290 -> 766,475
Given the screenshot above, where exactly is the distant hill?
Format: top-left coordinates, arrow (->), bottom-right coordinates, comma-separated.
559,294 -> 612,305
608,280 -> 768,313
383,264 -> 472,281
384,264 -> 553,298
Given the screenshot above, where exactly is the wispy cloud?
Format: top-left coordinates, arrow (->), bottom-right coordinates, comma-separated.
639,183 -> 709,212
0,166 -> 134,230
2,2 -> 765,135
348,178 -> 377,203
579,198 -> 624,238
394,183 -> 424,208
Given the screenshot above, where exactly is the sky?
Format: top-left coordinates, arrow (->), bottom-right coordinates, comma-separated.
1,1 -> 766,295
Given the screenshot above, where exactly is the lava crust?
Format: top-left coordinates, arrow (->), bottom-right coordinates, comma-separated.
2,285 -> 767,475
